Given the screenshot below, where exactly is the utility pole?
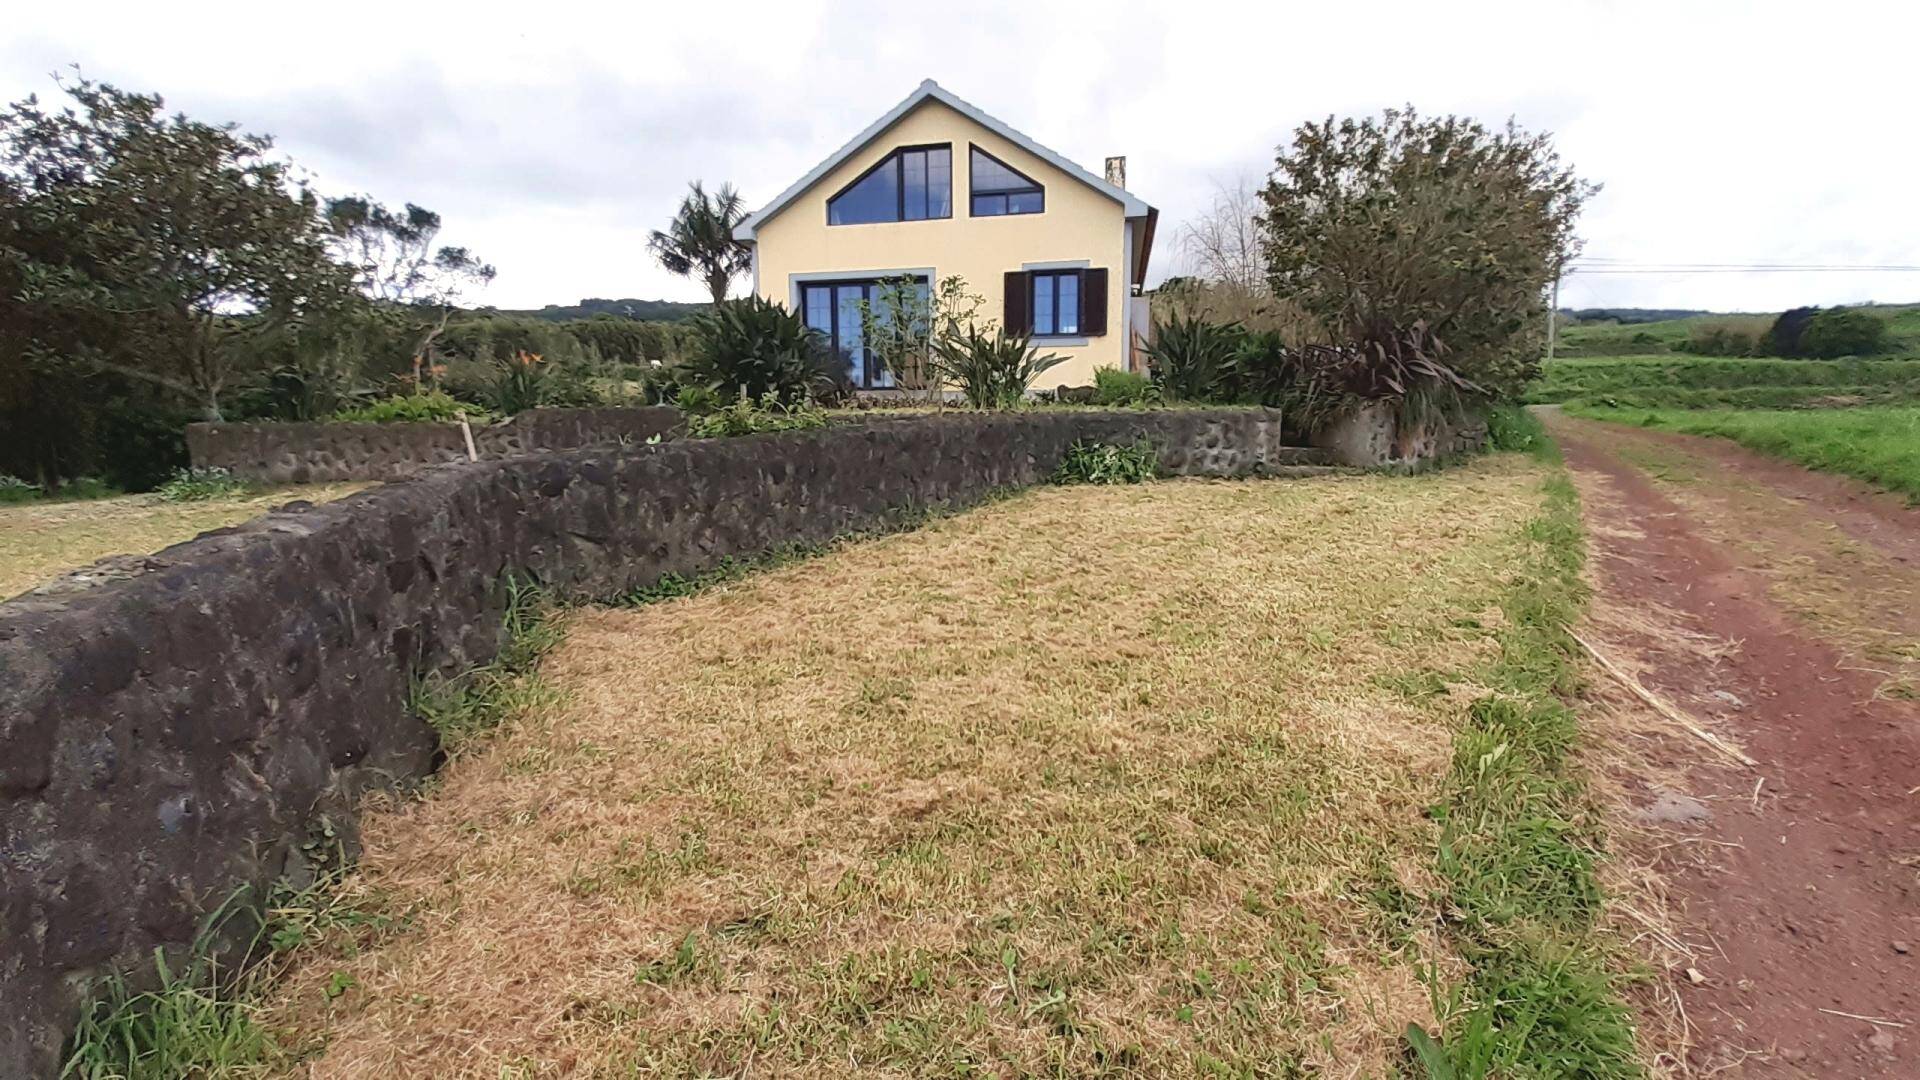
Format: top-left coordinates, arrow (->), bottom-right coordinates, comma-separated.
1546,269 -> 1561,360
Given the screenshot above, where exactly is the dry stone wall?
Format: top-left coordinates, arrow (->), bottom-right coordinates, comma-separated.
0,408 -> 1310,1076
186,406 -> 685,484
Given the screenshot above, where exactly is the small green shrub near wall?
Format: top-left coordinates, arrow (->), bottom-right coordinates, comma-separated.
1091,366 -> 1158,406
331,391 -> 494,424
155,468 -> 250,503
683,394 -> 829,438
1052,439 -> 1159,484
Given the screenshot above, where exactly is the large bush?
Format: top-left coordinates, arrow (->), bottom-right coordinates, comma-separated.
1767,306 -> 1820,358
1678,316 -> 1771,357
681,296 -> 848,404
1800,308 -> 1888,358
1257,108 -> 1594,399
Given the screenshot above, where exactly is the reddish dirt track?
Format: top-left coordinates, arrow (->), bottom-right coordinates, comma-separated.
1543,409 -> 1920,1077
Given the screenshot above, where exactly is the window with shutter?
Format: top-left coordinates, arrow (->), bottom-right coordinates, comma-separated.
1021,268 -> 1109,337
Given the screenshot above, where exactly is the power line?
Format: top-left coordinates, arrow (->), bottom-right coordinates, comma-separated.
1568,267 -> 1920,274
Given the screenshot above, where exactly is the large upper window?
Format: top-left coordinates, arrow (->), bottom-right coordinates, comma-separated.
827,146 -> 952,225
969,145 -> 1044,216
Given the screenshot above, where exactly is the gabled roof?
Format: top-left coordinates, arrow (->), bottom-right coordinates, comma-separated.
732,80 -> 1153,241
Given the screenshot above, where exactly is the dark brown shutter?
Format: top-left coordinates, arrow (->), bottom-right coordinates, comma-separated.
1081,268 -> 1109,336
1003,271 -> 1031,334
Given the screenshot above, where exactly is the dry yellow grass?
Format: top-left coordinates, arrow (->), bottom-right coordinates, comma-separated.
265,457 -> 1553,1077
0,483 -> 370,600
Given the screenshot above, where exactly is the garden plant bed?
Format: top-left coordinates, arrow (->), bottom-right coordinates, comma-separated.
252,454 -> 1620,1075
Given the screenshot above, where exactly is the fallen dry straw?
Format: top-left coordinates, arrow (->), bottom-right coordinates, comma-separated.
1570,629 -> 1758,768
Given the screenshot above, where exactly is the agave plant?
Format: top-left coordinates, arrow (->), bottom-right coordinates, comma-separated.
681,296 -> 849,404
1144,312 -> 1244,402
928,325 -> 1066,409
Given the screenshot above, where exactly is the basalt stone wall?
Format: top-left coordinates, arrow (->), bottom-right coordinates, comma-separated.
1309,401 -> 1489,469
0,408 -> 1297,1076
186,406 -> 685,484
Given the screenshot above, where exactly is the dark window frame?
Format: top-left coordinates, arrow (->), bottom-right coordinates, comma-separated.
1029,269 -> 1083,336
825,144 -> 953,226
798,275 -> 932,388
968,143 -> 1045,218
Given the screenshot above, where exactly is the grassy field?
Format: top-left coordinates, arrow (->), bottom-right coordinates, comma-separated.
0,483 -> 370,600
1567,403 -> 1920,501
1525,355 -> 1920,408
1554,303 -> 1920,358
183,453 -> 1633,1077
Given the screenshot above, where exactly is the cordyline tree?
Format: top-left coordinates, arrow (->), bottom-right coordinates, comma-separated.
648,181 -> 752,305
0,75 -> 353,421
1256,107 -> 1595,399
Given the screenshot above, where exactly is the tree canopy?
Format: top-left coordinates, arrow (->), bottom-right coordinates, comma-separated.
1257,108 -> 1595,398
0,75 -> 353,420
648,181 -> 752,306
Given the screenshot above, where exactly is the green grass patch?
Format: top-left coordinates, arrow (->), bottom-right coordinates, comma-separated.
1526,355 -> 1920,407
1569,403 -> 1920,501
409,576 -> 566,755
1417,445 -> 1641,1077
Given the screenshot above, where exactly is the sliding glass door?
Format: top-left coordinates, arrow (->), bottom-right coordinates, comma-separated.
799,277 -> 929,389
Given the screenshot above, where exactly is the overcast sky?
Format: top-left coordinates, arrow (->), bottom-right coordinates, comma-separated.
7,1 -> 1916,313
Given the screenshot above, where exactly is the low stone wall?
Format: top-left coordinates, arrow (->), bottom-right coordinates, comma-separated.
1310,402 -> 1489,468
186,406 -> 685,484
0,408 -> 1305,1076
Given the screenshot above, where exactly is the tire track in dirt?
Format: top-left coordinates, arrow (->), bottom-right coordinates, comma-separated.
1542,408 -> 1920,1076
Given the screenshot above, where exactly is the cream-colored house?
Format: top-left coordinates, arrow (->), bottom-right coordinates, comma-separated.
733,80 -> 1159,392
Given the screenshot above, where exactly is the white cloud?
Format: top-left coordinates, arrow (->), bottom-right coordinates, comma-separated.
6,0 -> 1917,311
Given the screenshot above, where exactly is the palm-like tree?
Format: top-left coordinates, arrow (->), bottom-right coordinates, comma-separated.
648,181 -> 752,305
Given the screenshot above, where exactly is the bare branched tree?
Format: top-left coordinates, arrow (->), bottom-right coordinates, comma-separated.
1179,177 -> 1266,293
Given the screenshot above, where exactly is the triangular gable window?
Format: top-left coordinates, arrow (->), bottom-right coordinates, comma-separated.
828,145 -> 952,225
970,145 -> 1044,216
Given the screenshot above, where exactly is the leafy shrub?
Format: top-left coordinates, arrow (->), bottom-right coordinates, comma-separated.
1677,317 -> 1769,357
1145,312 -> 1244,401
682,296 -> 848,404
0,474 -> 41,504
1091,366 -> 1158,406
929,326 -> 1067,408
1486,404 -> 1547,455
489,350 -> 550,413
1053,439 -> 1159,484
156,467 -> 249,502
685,392 -> 830,438
1767,306 -> 1820,357
673,384 -> 723,415
1801,308 -> 1888,358
331,391 -> 492,424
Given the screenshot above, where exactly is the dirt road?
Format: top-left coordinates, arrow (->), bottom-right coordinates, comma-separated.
1542,408 -> 1920,1076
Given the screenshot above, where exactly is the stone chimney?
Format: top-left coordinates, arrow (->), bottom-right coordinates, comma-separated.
1104,156 -> 1127,189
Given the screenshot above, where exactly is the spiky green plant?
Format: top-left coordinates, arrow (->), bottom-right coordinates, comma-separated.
928,325 -> 1066,409
681,296 -> 848,405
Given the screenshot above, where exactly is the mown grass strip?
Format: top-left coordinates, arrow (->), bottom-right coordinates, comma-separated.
1568,402 -> 1920,502
59,492 -> 1016,1077
1524,355 -> 1920,406
1420,410 -> 1641,1077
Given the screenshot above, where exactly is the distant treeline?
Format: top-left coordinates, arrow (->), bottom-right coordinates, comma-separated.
1561,308 -> 1714,324
490,297 -> 707,322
